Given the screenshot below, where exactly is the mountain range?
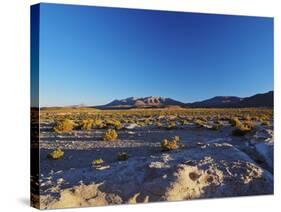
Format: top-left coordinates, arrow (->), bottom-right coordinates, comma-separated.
96,91 -> 273,109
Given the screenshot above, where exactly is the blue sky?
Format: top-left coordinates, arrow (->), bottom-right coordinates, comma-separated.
37,4 -> 273,107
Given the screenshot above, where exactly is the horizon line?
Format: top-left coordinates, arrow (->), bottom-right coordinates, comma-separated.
38,90 -> 273,108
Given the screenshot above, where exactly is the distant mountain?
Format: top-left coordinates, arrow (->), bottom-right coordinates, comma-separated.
237,91 -> 273,107
97,96 -> 185,109
187,91 -> 273,108
93,91 -> 273,109
186,96 -> 243,108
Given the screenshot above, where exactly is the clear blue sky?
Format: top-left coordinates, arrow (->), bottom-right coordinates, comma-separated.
37,3 -> 273,107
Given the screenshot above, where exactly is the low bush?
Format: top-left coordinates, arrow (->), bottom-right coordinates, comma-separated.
161,136 -> 180,151
232,124 -> 252,136
103,129 -> 118,141
79,119 -> 94,131
47,148 -> 64,160
53,119 -> 74,133
261,120 -> 270,126
117,152 -> 128,161
211,124 -> 222,131
243,120 -> 255,129
93,119 -> 105,129
92,158 -> 104,166
229,117 -> 241,127
165,122 -> 176,130
106,119 -> 123,130
194,119 -> 205,127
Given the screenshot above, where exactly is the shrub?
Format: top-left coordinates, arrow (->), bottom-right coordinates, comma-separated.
106,119 -> 122,130
53,119 -> 74,133
47,148 -> 64,160
92,158 -> 104,166
180,119 -> 189,125
194,119 -> 205,127
166,122 -> 176,130
80,119 -> 94,131
156,122 -> 163,128
244,115 -> 252,121
103,129 -> 118,141
161,136 -> 180,151
243,120 -> 255,129
261,120 -> 270,126
232,124 -> 252,136
117,152 -> 128,161
211,124 -> 222,131
93,119 -> 105,129
229,117 -> 241,127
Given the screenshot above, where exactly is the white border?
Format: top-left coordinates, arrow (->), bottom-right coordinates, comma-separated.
0,0 -> 280,211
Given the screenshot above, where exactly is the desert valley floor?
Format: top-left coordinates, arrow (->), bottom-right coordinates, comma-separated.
31,108 -> 273,209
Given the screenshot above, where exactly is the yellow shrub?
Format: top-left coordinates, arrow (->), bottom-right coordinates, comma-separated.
161,136 -> 180,151
106,119 -> 122,129
92,158 -> 104,166
229,117 -> 241,127
261,120 -> 270,126
93,119 -> 105,129
47,148 -> 64,160
80,119 -> 94,131
103,129 -> 118,141
232,124 -> 252,136
53,119 -> 74,133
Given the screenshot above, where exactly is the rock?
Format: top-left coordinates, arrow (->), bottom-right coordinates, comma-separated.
57,178 -> 64,184
95,165 -> 110,170
250,127 -> 274,170
40,141 -> 273,208
125,123 -> 139,130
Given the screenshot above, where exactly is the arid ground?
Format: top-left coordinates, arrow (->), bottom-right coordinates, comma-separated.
32,108 -> 273,209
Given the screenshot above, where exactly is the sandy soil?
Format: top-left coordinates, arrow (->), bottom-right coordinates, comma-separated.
34,121 -> 274,209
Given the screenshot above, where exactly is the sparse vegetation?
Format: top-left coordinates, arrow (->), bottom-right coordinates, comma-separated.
92,158 -> 104,166
161,136 -> 180,151
211,124 -> 222,131
195,119 -> 205,127
106,119 -> 122,130
103,129 -> 118,141
48,148 -> 64,160
165,122 -> 176,130
229,117 -> 241,127
232,124 -> 252,136
53,119 -> 74,133
117,152 -> 128,161
261,120 -> 270,126
79,119 -> 94,131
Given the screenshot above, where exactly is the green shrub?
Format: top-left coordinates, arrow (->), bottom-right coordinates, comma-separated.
117,152 -> 128,161
103,129 -> 118,141
92,158 -> 104,166
53,119 -> 74,133
47,148 -> 64,160
161,136 -> 180,151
